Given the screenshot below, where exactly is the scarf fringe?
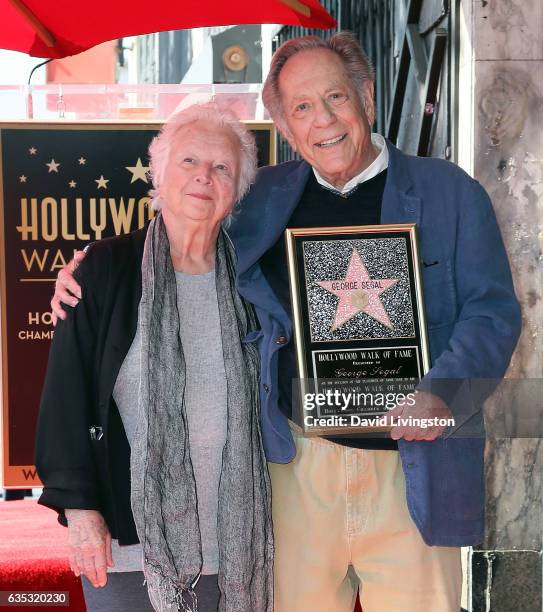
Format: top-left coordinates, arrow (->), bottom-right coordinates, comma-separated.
144,565 -> 198,612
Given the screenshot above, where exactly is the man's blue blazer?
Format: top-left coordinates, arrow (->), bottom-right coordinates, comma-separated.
228,140 -> 521,546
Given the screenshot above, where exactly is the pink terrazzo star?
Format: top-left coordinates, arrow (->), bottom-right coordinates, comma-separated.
318,249 -> 399,331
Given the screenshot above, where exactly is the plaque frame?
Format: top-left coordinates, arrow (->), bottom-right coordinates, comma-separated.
285,223 -> 431,436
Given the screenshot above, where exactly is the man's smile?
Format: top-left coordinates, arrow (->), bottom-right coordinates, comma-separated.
315,134 -> 347,148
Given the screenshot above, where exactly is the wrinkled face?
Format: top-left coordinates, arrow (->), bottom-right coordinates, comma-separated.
159,121 -> 240,226
278,48 -> 376,189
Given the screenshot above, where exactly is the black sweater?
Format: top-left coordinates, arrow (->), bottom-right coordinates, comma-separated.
36,227 -> 147,544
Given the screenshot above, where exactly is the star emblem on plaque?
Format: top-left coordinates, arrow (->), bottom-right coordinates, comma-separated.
317,248 -> 399,331
285,225 -> 431,436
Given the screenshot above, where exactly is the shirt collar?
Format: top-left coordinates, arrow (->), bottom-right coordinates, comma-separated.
312,133 -> 389,195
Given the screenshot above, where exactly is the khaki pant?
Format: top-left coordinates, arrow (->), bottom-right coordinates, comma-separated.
269,431 -> 461,612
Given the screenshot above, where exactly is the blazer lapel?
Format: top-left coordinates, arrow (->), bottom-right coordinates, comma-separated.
381,140 -> 421,226
233,161 -> 312,277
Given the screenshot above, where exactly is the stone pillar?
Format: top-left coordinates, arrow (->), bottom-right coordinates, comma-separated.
459,1 -> 543,610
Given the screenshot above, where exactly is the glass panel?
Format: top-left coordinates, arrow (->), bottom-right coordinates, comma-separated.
0,83 -> 266,121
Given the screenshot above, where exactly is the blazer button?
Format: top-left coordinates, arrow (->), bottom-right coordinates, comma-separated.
263,384 -> 270,393
275,335 -> 287,345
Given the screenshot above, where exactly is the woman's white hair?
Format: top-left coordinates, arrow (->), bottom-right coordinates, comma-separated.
148,102 -> 257,225
262,32 -> 375,131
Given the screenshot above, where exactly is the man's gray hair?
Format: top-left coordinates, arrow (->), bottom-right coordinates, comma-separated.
148,102 -> 257,224
262,32 -> 374,127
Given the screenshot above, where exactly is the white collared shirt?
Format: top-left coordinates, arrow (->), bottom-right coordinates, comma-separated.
312,133 -> 389,195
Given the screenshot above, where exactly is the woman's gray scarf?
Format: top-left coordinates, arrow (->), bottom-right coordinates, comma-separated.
130,214 -> 273,612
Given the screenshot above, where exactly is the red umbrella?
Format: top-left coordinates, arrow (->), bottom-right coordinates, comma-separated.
2,0 -> 336,59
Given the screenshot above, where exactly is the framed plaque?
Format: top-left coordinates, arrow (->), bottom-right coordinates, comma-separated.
286,224 -> 430,436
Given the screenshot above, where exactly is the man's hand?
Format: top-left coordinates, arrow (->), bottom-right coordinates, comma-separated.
386,390 -> 452,441
51,250 -> 86,325
65,509 -> 114,587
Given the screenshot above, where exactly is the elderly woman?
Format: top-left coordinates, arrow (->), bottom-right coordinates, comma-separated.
35,103 -> 273,612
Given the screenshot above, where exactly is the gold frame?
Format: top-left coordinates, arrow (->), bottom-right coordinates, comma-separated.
285,223 -> 431,436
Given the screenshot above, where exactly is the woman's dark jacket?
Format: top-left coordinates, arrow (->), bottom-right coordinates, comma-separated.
35,227 -> 148,544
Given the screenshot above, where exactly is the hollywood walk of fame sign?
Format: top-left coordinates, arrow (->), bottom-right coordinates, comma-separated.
285,224 -> 431,436
0,121 -> 275,487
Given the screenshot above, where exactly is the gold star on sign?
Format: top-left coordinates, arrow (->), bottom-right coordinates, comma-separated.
46,159 -> 60,173
19,175 -> 27,183
95,175 -> 109,189
29,147 -> 37,155
125,158 -> 149,184
78,157 -> 86,165
69,180 -> 77,188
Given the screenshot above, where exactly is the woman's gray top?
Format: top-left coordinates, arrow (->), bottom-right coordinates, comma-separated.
111,268 -> 227,575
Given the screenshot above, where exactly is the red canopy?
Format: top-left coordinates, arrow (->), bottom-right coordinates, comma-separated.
2,0 -> 336,59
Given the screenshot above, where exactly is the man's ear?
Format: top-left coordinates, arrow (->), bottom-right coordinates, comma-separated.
275,118 -> 297,152
361,81 -> 376,127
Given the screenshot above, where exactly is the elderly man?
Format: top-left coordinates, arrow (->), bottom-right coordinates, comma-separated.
52,33 -> 520,612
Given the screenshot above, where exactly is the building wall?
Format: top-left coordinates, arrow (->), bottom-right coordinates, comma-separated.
46,41 -> 117,84
158,31 -> 193,84
459,1 -> 543,609
136,27 -> 235,84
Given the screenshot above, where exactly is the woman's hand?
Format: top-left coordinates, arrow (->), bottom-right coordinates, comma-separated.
51,250 -> 86,324
65,509 -> 114,587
